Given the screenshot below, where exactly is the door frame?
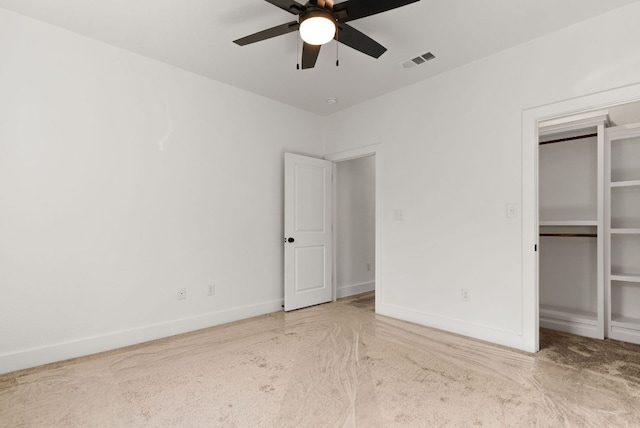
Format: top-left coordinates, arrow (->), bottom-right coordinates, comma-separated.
325,144 -> 382,312
522,82 -> 640,352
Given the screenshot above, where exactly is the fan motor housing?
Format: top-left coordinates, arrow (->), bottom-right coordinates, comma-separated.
299,7 -> 336,24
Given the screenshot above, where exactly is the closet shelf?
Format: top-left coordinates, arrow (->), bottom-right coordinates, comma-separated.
611,228 -> 640,234
611,274 -> 640,283
611,180 -> 640,188
539,220 -> 597,226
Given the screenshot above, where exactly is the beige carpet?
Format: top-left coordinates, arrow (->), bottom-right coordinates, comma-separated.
1,293 -> 639,427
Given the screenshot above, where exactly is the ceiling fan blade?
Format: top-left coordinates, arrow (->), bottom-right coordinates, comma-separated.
233,21 -> 299,46
301,43 -> 321,69
333,0 -> 419,23
264,0 -> 306,14
336,23 -> 386,58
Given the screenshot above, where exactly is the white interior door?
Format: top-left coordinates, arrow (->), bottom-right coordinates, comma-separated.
284,153 -> 333,311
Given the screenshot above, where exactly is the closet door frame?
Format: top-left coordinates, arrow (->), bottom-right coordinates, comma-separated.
522,82 -> 640,353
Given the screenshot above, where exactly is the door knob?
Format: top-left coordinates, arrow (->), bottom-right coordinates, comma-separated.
287,237 -> 295,243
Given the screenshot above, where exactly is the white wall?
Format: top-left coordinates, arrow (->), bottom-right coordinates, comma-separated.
0,9 -> 324,374
336,156 -> 375,297
539,136 -> 597,222
324,2 -> 640,351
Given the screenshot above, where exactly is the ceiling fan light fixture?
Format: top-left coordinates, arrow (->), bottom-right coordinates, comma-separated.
299,11 -> 336,46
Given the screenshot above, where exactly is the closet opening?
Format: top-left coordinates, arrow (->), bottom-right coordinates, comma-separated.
537,100 -> 640,350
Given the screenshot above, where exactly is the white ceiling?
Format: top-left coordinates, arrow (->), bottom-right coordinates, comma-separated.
1,0 -> 638,115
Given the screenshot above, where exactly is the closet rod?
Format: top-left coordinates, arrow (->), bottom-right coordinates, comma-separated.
539,133 -> 597,145
540,233 -> 597,238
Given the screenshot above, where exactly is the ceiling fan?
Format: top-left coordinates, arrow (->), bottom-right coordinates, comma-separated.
233,0 -> 420,69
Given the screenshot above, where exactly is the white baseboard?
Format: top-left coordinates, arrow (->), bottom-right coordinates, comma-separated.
539,318 -> 601,339
378,302 -> 531,352
336,281 -> 375,298
0,299 -> 283,375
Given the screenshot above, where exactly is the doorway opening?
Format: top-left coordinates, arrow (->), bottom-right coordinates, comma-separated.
326,144 -> 382,312
335,155 -> 376,308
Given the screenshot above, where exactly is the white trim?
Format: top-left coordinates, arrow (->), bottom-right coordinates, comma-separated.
538,110 -> 611,135
378,303 -> 527,350
331,162 -> 338,302
325,144 -> 382,312
597,123 -> 606,339
522,82 -> 640,353
539,220 -> 597,226
538,305 -> 600,338
336,282 -> 375,298
538,318 -> 602,339
325,144 -> 380,162
0,299 -> 282,375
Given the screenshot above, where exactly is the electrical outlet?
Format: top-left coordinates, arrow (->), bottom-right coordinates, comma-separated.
461,288 -> 471,302
207,284 -> 215,296
177,288 -> 186,300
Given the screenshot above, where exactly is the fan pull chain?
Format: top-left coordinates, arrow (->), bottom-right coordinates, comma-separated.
296,33 -> 300,70
335,24 -> 339,67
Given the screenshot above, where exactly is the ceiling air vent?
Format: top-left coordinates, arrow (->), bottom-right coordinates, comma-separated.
402,52 -> 436,69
